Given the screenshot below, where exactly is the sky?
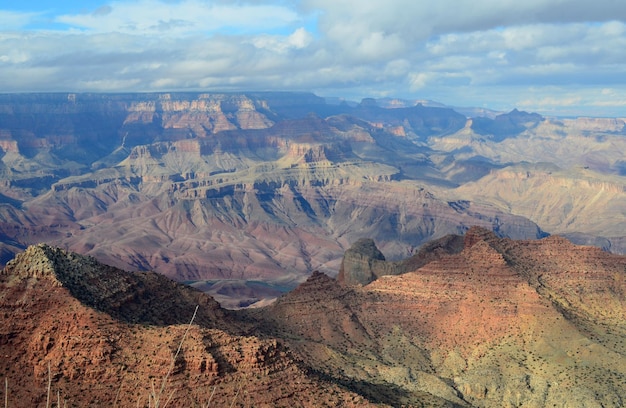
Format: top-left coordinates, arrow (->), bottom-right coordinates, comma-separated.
1,1 -> 626,117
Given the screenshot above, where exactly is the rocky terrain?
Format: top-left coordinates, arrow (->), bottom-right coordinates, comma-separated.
248,227 -> 626,407
1,92 -> 625,306
1,227 -> 625,407
0,244 -> 374,407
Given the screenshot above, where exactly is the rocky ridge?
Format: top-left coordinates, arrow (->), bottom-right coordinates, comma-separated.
2,244 -> 227,326
249,226 -> 626,407
0,244 -> 376,407
2,227 -> 626,406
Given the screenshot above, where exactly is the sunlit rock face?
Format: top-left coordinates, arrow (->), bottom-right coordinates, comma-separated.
251,227 -> 626,407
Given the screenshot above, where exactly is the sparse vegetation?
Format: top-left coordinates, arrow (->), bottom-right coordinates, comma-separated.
147,306 -> 198,408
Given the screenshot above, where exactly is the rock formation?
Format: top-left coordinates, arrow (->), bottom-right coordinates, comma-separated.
337,238 -> 387,285
249,227 -> 626,407
337,232 -> 465,286
2,227 -> 626,406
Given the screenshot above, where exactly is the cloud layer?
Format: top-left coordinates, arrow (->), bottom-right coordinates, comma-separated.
2,0 -> 626,116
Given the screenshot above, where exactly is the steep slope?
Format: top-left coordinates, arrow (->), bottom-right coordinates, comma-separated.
249,227 -> 626,407
0,244 -> 378,407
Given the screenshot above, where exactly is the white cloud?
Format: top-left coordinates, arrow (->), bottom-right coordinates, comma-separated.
408,73 -> 431,90
288,27 -> 314,49
2,1 -> 626,115
305,0 -> 626,46
250,28 -> 313,53
55,0 -> 300,36
383,59 -> 411,77
518,94 -> 584,108
0,10 -> 40,30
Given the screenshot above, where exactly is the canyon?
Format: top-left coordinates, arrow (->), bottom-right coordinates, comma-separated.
0,92 -> 625,306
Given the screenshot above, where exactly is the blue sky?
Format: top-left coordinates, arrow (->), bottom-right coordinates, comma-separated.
2,0 -> 626,117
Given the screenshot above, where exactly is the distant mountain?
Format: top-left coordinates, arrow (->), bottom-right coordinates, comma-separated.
1,92 -> 625,306
367,97 -> 502,119
3,228 -> 624,406
471,108 -> 544,141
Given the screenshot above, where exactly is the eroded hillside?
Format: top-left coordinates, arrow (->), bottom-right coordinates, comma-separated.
0,244 -> 375,407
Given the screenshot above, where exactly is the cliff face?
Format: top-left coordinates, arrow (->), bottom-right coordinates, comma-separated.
337,238 -> 387,285
124,93 -> 275,135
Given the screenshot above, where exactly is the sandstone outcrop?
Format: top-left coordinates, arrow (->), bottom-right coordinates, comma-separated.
337,238 -> 387,285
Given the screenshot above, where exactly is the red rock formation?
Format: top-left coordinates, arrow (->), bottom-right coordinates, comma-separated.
3,229 -> 626,407
251,227 -> 626,407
